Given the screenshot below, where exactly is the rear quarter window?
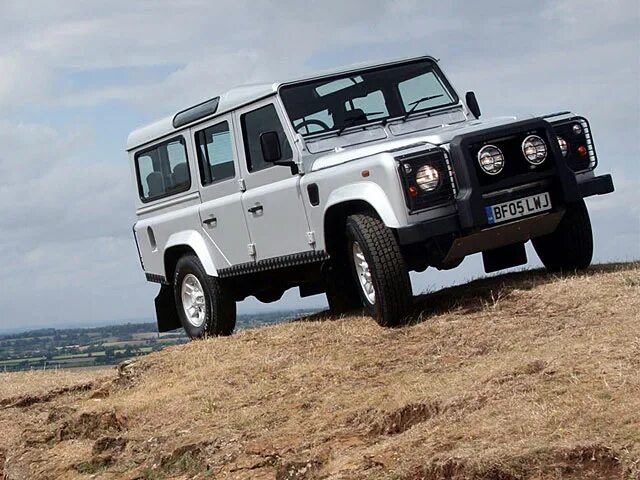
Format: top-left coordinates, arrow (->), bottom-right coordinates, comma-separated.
135,137 -> 191,202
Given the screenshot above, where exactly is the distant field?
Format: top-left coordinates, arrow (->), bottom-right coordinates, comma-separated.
0,310 -> 317,372
0,263 -> 638,479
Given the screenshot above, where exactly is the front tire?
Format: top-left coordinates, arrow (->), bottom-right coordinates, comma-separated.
345,213 -> 412,326
173,255 -> 236,339
532,199 -> 593,272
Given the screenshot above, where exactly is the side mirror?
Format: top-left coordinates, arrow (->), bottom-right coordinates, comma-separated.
260,131 -> 282,163
465,91 -> 481,118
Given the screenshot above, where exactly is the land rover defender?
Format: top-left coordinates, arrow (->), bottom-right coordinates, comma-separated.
127,55 -> 614,338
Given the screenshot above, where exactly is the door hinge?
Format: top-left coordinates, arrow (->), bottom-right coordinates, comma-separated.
248,243 -> 256,257
306,231 -> 316,246
238,178 -> 246,192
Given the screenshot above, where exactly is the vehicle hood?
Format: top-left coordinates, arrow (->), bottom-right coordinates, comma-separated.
309,115 -> 533,171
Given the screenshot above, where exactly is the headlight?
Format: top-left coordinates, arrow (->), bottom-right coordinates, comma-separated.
521,135 -> 547,165
477,145 -> 505,175
557,136 -> 568,157
415,164 -> 440,192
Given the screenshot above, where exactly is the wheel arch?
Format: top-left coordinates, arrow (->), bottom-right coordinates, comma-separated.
323,183 -> 403,258
164,230 -> 218,281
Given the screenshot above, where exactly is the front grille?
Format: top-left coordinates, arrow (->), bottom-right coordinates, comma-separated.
468,127 -> 555,189
549,116 -> 597,172
396,148 -> 457,212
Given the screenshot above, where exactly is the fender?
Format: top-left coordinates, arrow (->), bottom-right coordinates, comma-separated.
164,230 -> 219,277
324,181 -> 404,228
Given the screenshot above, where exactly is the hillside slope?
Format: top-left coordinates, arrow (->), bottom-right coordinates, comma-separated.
1,263 -> 639,480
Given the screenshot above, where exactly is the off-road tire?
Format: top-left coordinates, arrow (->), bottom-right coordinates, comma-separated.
325,261 -> 362,315
345,213 -> 412,326
173,255 -> 236,339
532,199 -> 593,272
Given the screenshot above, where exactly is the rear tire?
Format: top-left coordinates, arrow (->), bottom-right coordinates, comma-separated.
345,213 -> 412,326
173,255 -> 236,339
532,199 -> 593,272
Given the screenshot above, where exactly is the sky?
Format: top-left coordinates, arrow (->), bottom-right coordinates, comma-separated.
0,0 -> 638,330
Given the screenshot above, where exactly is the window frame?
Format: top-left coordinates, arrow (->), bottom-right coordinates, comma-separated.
194,120 -> 238,187
134,135 -> 191,204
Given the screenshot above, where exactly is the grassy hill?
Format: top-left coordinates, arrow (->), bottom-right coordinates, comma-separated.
1,263 -> 639,480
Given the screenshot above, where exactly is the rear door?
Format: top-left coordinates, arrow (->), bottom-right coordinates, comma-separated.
235,100 -> 312,261
192,115 -> 253,268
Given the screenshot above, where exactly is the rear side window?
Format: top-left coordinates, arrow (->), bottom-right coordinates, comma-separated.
135,137 -> 190,202
195,121 -> 236,185
241,104 -> 293,172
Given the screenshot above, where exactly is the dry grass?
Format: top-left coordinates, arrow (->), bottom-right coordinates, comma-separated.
1,368 -> 110,400
1,263 -> 639,480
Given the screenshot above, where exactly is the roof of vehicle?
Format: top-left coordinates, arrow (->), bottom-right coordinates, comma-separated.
126,55 -> 437,151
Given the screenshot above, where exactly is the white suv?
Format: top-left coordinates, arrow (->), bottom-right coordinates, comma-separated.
127,55 -> 614,338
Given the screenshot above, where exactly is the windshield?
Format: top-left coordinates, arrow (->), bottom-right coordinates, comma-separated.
280,59 -> 458,137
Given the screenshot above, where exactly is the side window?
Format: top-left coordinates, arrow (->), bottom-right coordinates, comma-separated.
346,90 -> 388,120
241,104 -> 293,173
135,137 -> 190,202
195,121 -> 236,185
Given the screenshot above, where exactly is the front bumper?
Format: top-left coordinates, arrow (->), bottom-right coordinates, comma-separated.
396,118 -> 615,247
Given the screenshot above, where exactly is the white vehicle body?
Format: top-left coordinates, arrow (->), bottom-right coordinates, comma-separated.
127,55 -> 614,334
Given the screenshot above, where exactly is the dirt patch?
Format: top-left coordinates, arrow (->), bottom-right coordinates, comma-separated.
371,401 -> 444,435
57,410 -> 127,441
550,445 -> 624,480
47,405 -> 76,424
0,381 -> 95,409
92,436 -> 128,455
276,460 -> 323,479
0,448 -> 5,479
368,395 -> 487,436
159,441 -> 220,475
112,358 -> 150,389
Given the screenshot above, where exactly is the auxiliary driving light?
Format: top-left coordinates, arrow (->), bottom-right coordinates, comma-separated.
415,164 -> 440,192
557,136 -> 569,157
477,145 -> 505,175
522,135 -> 547,165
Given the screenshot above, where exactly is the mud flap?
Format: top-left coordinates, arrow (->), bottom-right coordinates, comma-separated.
483,242 -> 527,274
155,285 -> 182,332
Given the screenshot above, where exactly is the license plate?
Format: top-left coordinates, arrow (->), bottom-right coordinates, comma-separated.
485,192 -> 552,225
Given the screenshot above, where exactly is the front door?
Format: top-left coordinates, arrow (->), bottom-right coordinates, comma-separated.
235,100 -> 312,261
192,115 -> 253,268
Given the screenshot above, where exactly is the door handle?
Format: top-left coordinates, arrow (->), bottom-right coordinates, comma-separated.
202,215 -> 217,227
247,204 -> 263,214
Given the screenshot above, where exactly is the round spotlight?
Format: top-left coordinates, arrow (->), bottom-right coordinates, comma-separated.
522,135 -> 547,165
557,136 -> 569,157
477,145 -> 505,175
415,164 -> 440,192
572,123 -> 583,135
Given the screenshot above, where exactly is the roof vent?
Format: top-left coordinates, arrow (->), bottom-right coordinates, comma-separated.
173,97 -> 220,128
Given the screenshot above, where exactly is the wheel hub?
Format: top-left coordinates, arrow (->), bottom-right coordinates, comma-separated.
181,274 -> 206,327
352,241 -> 375,304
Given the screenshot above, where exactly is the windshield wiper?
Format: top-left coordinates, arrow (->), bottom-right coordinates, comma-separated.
403,95 -> 444,121
336,111 -> 383,135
